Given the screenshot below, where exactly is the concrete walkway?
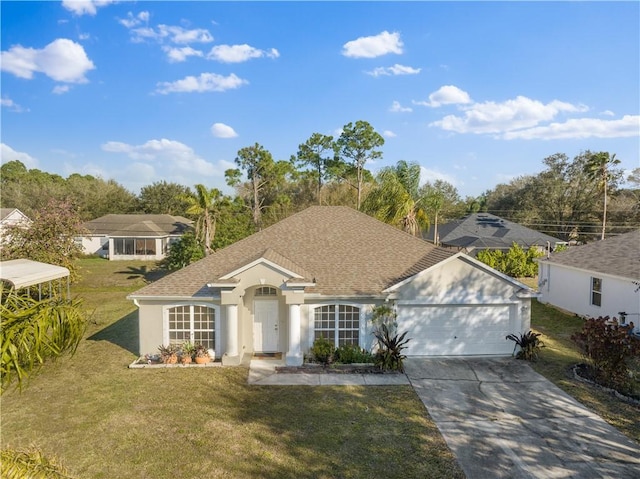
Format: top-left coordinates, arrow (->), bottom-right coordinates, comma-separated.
247,359 -> 410,385
404,357 -> 640,479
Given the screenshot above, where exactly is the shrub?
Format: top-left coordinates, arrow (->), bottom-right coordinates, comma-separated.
373,324 -> 410,372
571,316 -> 640,393
333,343 -> 374,364
159,232 -> 204,271
506,331 -> 545,361
310,336 -> 334,366
476,243 -> 544,278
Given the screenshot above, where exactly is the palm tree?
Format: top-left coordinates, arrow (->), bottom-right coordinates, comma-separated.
362,160 -> 429,236
181,184 -> 223,256
583,152 -> 621,240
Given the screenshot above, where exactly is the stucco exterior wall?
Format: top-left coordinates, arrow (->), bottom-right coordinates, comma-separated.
81,236 -> 108,256
538,263 -> 640,321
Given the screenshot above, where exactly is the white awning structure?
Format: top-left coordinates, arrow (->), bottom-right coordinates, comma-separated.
0,259 -> 70,289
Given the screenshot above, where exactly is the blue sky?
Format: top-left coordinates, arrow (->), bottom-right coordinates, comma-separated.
1,1 -> 639,199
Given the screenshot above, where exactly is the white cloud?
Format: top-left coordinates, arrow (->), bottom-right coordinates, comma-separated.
1,38 -> 95,83
207,44 -> 280,63
431,95 -> 588,134
129,24 -> 214,44
211,123 -> 238,138
155,73 -> 248,94
78,33 -> 90,40
162,46 -> 203,63
389,100 -> 412,113
1,97 -> 28,113
342,31 -> 403,58
52,85 -> 71,95
600,110 -> 615,117
101,138 -> 217,176
0,143 -> 39,168
62,0 -> 115,16
419,167 -> 458,186
366,64 -> 420,77
414,85 -> 472,108
502,115 -> 640,140
383,130 -> 397,138
118,11 -> 150,28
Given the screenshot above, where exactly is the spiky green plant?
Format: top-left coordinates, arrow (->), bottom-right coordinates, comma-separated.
506,331 -> 545,361
373,323 -> 411,372
1,286 -> 87,393
0,447 -> 76,479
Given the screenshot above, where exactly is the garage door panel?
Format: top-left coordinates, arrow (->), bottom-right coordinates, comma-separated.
397,305 -> 514,356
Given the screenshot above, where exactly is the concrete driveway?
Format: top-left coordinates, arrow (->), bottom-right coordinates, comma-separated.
404,358 -> 640,479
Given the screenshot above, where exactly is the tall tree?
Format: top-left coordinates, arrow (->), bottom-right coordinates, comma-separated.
180,184 -> 223,256
420,180 -> 463,244
362,161 -> 429,236
334,121 -> 384,210
583,152 -> 622,240
139,181 -> 192,215
227,143 -> 279,230
295,133 -> 334,204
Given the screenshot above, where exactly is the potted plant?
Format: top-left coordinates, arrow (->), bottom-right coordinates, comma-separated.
158,344 -> 179,364
194,343 -> 210,364
179,341 -> 195,364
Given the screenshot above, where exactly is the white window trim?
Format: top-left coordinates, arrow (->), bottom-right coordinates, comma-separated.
308,302 -> 362,348
163,303 -> 220,355
590,277 -> 602,307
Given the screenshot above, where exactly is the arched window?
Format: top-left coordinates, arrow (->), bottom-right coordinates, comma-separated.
255,286 -> 277,296
312,304 -> 360,347
167,305 -> 216,350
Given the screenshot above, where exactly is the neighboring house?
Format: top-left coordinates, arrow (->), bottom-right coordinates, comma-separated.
538,230 -> 640,331
425,213 -> 564,255
0,208 -> 31,241
81,214 -> 193,260
128,206 -> 537,366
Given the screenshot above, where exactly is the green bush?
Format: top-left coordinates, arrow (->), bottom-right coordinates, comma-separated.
310,336 -> 334,365
477,243 -> 544,278
334,344 -> 374,364
159,232 -> 204,271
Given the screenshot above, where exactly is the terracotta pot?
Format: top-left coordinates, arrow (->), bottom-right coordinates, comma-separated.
180,355 -> 192,365
164,354 -> 178,364
195,355 -> 210,364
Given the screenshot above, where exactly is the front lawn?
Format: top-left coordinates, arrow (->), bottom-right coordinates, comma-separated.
530,300 -> 640,443
0,258 -> 463,479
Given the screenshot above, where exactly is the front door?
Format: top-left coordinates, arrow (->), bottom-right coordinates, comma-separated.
253,300 -> 279,352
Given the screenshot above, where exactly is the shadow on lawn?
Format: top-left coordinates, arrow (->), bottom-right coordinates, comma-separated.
87,310 -> 139,355
116,265 -> 168,283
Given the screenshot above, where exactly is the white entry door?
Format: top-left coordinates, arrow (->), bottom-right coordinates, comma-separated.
253,300 -> 279,352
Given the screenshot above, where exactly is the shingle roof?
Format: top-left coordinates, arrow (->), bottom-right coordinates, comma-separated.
83,214 -> 192,237
130,206 -> 458,298
540,230 -> 640,281
425,213 -> 562,250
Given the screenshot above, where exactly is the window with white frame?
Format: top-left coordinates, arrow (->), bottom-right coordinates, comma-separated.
114,238 -> 156,255
313,304 -> 360,347
167,305 -> 215,349
255,286 -> 277,296
590,277 -> 602,307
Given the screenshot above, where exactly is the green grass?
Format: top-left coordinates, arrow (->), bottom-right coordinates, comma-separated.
530,300 -> 640,443
1,258 -> 463,479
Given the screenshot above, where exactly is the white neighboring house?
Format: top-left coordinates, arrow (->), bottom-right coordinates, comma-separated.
128,206 -> 537,365
538,230 -> 640,333
0,208 -> 31,242
80,214 -> 193,261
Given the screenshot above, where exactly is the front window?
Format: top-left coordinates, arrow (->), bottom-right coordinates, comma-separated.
313,304 -> 360,347
168,305 -> 215,349
591,277 -> 602,307
255,286 -> 277,296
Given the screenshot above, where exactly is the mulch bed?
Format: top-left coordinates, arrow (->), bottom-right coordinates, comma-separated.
572,363 -> 640,405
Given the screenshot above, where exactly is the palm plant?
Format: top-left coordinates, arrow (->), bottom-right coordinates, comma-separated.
180,184 -> 224,256
1,447 -> 75,479
1,286 -> 87,392
583,152 -> 621,240
506,331 -> 545,361
373,323 -> 411,372
362,160 -> 429,236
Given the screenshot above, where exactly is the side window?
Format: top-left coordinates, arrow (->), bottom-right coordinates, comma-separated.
590,277 -> 602,307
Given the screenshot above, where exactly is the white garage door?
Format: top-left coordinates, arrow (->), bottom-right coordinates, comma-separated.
397,304 -> 515,356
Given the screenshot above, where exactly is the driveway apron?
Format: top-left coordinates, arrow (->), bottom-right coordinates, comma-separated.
404,358 -> 640,479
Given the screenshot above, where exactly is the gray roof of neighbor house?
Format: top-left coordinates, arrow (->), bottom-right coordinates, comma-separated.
425,213 -> 562,250
130,206 -> 458,298
83,214 -> 193,237
539,230 -> 640,281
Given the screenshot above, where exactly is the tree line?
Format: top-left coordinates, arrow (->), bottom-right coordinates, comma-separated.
2,120 -> 638,259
